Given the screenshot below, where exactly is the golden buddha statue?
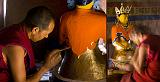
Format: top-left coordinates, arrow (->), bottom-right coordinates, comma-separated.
111,3 -> 134,63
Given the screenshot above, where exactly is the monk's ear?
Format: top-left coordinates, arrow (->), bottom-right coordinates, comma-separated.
31,27 -> 40,34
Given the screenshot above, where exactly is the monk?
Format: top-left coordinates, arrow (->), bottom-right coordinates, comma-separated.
0,6 -> 61,82
120,25 -> 160,82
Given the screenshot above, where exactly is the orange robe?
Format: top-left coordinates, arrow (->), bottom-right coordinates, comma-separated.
111,23 -> 133,42
60,8 -> 106,56
111,23 -> 133,61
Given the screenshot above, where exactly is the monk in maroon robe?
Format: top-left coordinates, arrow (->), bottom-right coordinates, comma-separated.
0,6 -> 61,82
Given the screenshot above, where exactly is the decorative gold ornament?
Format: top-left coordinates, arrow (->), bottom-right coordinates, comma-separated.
115,3 -> 132,15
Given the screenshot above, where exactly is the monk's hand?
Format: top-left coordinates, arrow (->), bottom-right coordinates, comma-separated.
43,49 -> 62,70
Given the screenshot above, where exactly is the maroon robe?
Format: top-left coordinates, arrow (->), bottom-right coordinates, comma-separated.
0,24 -> 35,82
121,35 -> 160,82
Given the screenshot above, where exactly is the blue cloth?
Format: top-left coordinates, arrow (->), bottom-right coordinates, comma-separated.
93,0 -> 101,10
75,0 -> 93,5
67,0 -> 76,9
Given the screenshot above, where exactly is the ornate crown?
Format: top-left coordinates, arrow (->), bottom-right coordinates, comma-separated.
115,3 -> 132,15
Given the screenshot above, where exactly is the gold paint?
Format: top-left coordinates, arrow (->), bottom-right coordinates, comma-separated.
112,43 -> 134,63
112,31 -> 134,63
58,45 -> 106,81
117,14 -> 129,26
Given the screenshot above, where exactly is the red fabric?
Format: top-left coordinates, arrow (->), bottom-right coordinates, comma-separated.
0,24 -> 35,82
59,8 -> 106,56
133,35 -> 160,82
122,35 -> 160,82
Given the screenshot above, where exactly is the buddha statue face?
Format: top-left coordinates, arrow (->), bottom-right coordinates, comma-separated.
117,13 -> 129,25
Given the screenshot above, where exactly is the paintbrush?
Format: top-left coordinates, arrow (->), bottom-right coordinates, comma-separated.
59,47 -> 70,52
